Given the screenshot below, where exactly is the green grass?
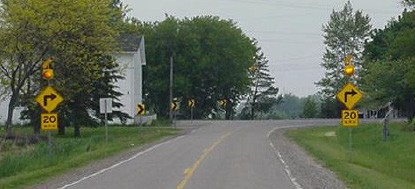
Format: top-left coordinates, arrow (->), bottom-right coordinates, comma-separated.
0,125 -> 179,189
287,123 -> 415,189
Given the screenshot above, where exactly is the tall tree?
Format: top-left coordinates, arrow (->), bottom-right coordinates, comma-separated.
316,1 -> 371,116
361,9 -> 415,121
245,48 -> 282,120
0,0 -> 121,135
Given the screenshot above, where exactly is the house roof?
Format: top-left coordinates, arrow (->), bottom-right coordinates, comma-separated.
119,33 -> 143,52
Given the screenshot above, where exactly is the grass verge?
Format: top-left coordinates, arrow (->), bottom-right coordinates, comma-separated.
0,126 -> 179,189
286,123 -> 415,189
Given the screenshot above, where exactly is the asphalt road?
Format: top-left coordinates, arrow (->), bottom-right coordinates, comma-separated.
59,120 -> 343,189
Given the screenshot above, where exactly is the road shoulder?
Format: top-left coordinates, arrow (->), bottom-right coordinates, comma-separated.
269,127 -> 348,189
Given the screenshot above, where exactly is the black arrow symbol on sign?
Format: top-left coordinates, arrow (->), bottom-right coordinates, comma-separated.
137,105 -> 144,114
344,89 -> 357,102
43,94 -> 57,106
172,102 -> 177,111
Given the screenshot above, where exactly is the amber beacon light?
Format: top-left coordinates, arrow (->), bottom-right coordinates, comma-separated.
42,58 -> 54,80
344,65 -> 355,76
344,55 -> 355,76
42,69 -> 54,80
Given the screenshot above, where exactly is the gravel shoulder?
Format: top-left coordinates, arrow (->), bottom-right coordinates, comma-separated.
269,127 -> 348,189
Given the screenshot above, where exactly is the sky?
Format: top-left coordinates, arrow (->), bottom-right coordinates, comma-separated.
121,0 -> 404,97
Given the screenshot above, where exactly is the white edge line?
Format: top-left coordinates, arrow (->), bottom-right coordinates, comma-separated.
268,126 -> 304,189
58,135 -> 185,189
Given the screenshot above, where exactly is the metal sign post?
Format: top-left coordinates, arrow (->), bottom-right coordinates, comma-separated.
105,103 -> 108,144
100,98 -> 112,144
171,101 -> 179,128
187,99 -> 195,122
336,55 -> 363,161
35,58 -> 64,162
348,128 -> 353,161
136,104 -> 145,127
191,107 -> 194,123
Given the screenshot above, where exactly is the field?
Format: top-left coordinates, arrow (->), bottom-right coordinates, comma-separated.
0,125 -> 179,189
287,122 -> 415,189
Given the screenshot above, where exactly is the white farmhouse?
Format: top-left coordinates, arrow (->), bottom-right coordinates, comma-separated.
113,35 -> 146,124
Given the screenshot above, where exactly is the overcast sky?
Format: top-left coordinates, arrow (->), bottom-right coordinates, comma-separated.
122,0 -> 404,97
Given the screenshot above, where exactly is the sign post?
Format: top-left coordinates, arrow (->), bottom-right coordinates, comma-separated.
336,54 -> 363,160
136,103 -> 145,126
171,100 -> 179,127
35,57 -> 64,161
35,86 -> 62,155
218,99 -> 228,119
100,98 -> 112,144
187,99 -> 195,122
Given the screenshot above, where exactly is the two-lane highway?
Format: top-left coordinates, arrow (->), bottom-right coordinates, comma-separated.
59,120 -> 340,189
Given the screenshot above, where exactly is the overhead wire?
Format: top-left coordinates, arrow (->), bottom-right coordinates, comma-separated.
223,0 -> 401,15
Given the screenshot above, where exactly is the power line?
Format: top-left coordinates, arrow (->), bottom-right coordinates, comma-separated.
274,54 -> 322,63
276,66 -> 322,72
224,0 -> 329,11
246,30 -> 321,36
224,0 -> 401,15
258,39 -> 322,45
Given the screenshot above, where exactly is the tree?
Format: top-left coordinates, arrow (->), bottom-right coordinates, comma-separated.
316,1 -> 371,117
270,93 -> 303,119
361,9 -> 415,121
319,97 -> 341,118
317,1 -> 372,98
0,0 -> 122,136
302,96 -> 318,118
245,48 -> 282,119
403,0 -> 415,7
140,16 -> 257,119
139,16 -> 179,118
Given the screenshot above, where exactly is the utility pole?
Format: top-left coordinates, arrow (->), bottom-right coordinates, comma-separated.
169,55 -> 173,121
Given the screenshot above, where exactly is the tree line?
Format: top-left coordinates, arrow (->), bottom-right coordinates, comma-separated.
137,15 -> 281,120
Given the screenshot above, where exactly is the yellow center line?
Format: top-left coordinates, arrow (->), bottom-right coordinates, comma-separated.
176,131 -> 232,189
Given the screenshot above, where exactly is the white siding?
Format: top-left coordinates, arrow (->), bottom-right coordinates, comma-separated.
113,49 -> 144,124
0,98 -> 28,124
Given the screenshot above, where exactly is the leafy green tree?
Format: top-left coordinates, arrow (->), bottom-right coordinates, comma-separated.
319,97 -> 342,118
245,48 -> 282,119
0,0 -> 123,136
316,1 -> 371,117
302,96 -> 318,118
138,16 -> 179,118
362,9 -> 415,121
140,16 -> 256,120
361,60 -> 415,119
